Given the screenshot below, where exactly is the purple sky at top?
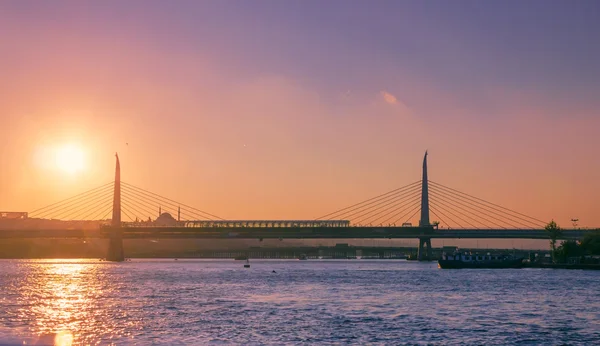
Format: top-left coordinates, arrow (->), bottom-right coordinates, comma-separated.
3,0 -> 599,107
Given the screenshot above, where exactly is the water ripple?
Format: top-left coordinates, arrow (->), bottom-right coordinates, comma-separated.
0,259 -> 599,345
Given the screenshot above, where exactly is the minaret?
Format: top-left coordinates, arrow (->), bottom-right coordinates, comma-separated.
419,151 -> 430,226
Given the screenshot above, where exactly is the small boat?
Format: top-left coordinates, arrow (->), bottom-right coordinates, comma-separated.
438,252 -> 524,269
244,259 -> 250,268
298,254 -> 307,260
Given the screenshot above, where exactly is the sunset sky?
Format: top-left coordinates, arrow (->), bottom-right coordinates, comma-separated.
0,1 -> 598,227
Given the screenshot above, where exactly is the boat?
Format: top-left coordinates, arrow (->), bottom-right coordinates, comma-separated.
244,259 -> 250,268
298,254 -> 307,260
438,252 -> 524,269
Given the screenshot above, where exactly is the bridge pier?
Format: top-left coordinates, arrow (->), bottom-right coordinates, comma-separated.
106,153 -> 125,262
418,237 -> 432,261
107,229 -> 124,262
416,151 -> 433,261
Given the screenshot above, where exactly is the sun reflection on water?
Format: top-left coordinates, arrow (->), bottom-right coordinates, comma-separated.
15,259 -> 110,345
54,330 -> 75,346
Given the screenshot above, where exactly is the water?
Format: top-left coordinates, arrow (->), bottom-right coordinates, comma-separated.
1,259 -> 599,345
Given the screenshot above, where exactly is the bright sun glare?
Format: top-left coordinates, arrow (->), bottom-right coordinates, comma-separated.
54,144 -> 86,175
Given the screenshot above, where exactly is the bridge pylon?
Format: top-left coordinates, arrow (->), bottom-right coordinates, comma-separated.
418,151 -> 432,261
107,153 -> 125,262
419,151 -> 430,227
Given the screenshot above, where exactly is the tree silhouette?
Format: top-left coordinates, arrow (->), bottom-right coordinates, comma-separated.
580,232 -> 600,255
555,240 -> 582,263
545,220 -> 562,263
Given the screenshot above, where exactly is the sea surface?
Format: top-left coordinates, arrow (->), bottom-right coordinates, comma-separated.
0,259 -> 599,345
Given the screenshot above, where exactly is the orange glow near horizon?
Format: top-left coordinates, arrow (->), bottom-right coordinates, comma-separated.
1,88 -> 598,229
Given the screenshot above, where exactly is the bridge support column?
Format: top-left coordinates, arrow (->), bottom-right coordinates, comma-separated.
107,153 -> 125,262
418,237 -> 432,261
107,228 -> 124,262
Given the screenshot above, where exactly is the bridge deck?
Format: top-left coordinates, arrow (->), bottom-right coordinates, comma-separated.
0,227 -> 594,240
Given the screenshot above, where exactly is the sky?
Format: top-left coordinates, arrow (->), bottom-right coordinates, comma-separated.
0,0 -> 599,227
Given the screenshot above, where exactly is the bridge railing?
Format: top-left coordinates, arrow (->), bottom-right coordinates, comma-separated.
121,220 -> 351,228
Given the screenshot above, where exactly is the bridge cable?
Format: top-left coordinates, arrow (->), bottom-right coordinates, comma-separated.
430,185 -> 512,228
91,204 -> 114,222
318,183 -> 421,223
428,183 -> 542,228
429,185 -> 528,228
62,189 -> 114,220
122,187 -> 195,220
429,203 -> 464,229
429,191 -> 498,229
429,206 -> 454,228
317,180 -> 421,221
121,188 -> 203,221
377,196 -> 421,226
28,182 -> 114,216
429,183 -> 540,228
122,182 -> 223,220
429,200 -> 477,228
30,183 -> 114,219
122,190 -> 205,222
121,195 -> 158,221
429,180 -> 546,226
355,192 -> 421,225
121,188 -> 164,214
322,183 -> 422,222
314,180 -> 421,220
30,185 -> 112,219
101,206 -> 114,221
403,205 -> 421,225
347,186 -> 421,224
430,180 -> 546,226
121,186 -> 180,218
76,198 -> 114,221
53,194 -> 112,221
393,201 -> 421,225
36,184 -> 113,219
122,203 -> 154,223
367,193 -> 423,226
122,183 -> 208,220
65,191 -> 114,221
129,192 -> 174,218
50,188 -> 115,220
119,198 -> 145,222
121,205 -> 138,222
121,183 -> 219,220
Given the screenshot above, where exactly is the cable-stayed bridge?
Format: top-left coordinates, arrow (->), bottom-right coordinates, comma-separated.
1,152 -> 595,261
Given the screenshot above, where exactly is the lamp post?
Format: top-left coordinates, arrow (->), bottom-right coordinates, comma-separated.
571,218 -> 579,229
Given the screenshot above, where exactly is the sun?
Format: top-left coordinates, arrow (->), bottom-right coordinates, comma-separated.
54,144 -> 86,175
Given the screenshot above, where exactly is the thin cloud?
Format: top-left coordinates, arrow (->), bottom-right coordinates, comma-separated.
381,90 -> 398,105
377,90 -> 412,117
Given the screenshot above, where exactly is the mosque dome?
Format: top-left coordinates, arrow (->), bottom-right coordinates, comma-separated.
155,212 -> 178,226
